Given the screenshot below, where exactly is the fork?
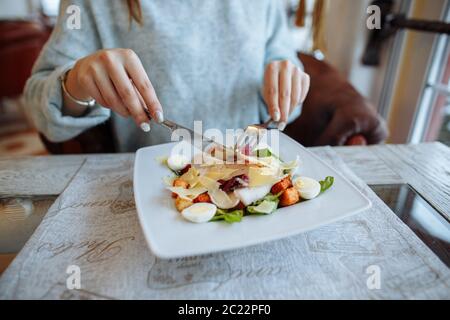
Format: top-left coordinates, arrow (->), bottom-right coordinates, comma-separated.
143,105 -> 276,158
234,119 -> 276,155
142,108 -> 231,152
136,78 -> 277,156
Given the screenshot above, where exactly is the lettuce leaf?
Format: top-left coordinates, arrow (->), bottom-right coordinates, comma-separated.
255,148 -> 272,158
246,193 -> 281,215
210,209 -> 244,224
319,176 -> 334,193
247,200 -> 278,215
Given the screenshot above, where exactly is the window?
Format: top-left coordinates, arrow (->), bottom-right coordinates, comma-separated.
410,10 -> 450,145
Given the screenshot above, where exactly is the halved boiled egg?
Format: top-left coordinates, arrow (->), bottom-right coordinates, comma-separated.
167,154 -> 190,172
293,176 -> 321,200
181,203 -> 217,223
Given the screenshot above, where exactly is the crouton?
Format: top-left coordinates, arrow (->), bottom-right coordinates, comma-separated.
271,177 -> 293,195
172,178 -> 189,198
194,193 -> 212,203
175,197 -> 193,212
173,178 -> 189,188
279,187 -> 300,207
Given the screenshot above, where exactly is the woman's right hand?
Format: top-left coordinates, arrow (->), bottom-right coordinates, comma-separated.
64,48 -> 164,129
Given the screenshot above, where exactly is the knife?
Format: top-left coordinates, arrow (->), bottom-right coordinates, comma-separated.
142,108 -> 231,155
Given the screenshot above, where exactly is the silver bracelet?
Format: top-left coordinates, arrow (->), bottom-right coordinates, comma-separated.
60,69 -> 96,107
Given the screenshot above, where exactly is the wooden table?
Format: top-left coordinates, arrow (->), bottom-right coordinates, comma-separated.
0,143 -> 449,299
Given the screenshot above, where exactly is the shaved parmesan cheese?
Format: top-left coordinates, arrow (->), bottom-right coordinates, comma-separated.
281,156 -> 300,175
198,176 -> 221,190
197,174 -> 240,209
168,186 -> 207,200
180,167 -> 200,187
248,166 -> 281,187
257,155 -> 282,168
205,168 -> 240,181
209,189 -> 240,209
163,176 -> 176,187
197,152 -> 226,166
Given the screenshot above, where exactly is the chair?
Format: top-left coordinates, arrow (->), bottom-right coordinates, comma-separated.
0,18 -> 52,100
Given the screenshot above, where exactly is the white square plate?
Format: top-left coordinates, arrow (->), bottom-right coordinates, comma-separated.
134,133 -> 371,258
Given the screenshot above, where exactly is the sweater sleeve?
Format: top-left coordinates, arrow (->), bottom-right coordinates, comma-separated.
260,0 -> 303,124
24,0 -> 110,143
264,0 -> 302,69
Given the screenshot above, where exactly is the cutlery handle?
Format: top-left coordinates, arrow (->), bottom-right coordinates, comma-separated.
142,108 -> 192,135
142,105 -> 248,156
150,116 -> 221,152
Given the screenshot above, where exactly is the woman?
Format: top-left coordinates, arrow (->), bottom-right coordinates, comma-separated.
25,0 -> 310,152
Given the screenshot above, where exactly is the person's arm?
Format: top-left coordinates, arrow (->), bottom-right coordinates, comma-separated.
261,0 -> 310,130
61,48 -> 164,129
24,0 -> 106,142
264,1 -> 301,68
62,69 -> 91,117
25,0 -> 164,143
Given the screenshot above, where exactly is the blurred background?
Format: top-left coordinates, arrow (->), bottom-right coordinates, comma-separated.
0,0 -> 449,157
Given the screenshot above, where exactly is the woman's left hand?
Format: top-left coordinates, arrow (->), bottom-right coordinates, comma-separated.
263,60 -> 310,131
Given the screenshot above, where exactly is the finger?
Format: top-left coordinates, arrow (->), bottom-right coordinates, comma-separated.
278,61 -> 292,130
264,62 -> 280,122
290,68 -> 302,113
132,83 -> 152,132
124,52 -> 164,123
82,75 -> 108,108
365,115 -> 389,144
300,73 -> 310,103
315,112 -> 360,146
107,63 -> 148,126
346,135 -> 368,146
133,82 -> 147,112
92,71 -> 130,118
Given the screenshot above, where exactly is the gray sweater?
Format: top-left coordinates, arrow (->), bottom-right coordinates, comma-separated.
25,0 -> 301,152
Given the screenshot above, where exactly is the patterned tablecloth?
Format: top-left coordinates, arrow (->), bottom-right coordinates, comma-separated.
0,147 -> 449,299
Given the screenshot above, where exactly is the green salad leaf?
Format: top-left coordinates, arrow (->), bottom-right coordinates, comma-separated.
254,148 -> 282,161
246,193 -> 281,215
319,176 -> 334,193
208,176 -> 334,223
223,210 -> 244,223
247,200 -> 278,215
211,192 -> 283,223
211,209 -> 244,224
261,193 -> 282,202
255,148 -> 272,158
